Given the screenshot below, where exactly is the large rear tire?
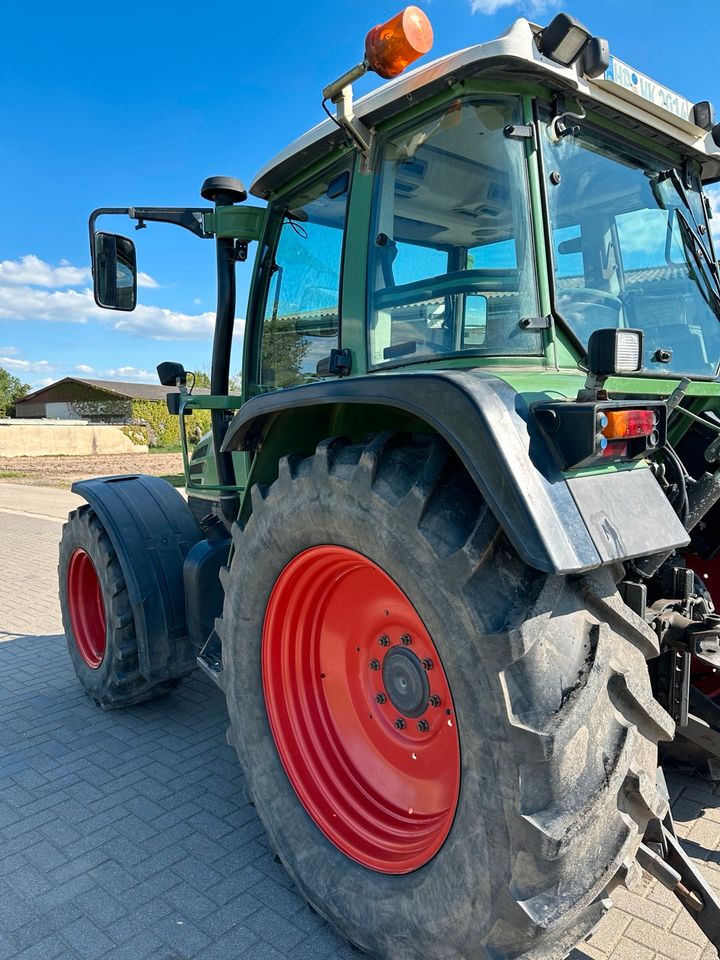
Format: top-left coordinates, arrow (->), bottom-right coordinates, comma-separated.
59,504 -> 182,708
219,433 -> 674,960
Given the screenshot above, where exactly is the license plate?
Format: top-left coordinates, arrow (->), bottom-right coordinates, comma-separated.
603,55 -> 695,124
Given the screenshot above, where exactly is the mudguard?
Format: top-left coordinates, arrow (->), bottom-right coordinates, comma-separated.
71,474 -> 202,681
222,369 -> 689,574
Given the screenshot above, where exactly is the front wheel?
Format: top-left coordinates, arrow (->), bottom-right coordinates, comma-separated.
219,433 -> 674,960
59,505 -> 181,708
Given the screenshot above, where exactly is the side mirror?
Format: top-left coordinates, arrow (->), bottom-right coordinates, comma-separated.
92,232 -> 137,311
157,361 -> 188,387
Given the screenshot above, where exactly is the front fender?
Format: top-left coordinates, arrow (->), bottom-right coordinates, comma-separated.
222,370 -> 689,575
71,474 -> 202,680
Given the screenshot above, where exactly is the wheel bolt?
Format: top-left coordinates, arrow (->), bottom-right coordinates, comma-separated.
428,695 -> 441,708
417,720 -> 430,732
421,658 -> 433,671
401,634 -> 412,645
375,693 -> 386,704
394,718 -> 406,729
369,659 -> 380,671
378,635 -> 390,646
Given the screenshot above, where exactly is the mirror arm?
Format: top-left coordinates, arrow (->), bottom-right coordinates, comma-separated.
88,206 -> 214,241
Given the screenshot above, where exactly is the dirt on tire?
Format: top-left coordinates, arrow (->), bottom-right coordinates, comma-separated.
0,453 -> 183,487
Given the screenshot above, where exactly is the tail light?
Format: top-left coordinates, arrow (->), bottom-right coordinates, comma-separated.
534,401 -> 666,470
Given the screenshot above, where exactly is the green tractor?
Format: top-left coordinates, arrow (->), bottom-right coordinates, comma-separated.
59,8 -> 720,958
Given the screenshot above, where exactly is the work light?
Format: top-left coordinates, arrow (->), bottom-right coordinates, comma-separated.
692,100 -> 716,131
587,328 -> 643,377
536,13 -> 592,67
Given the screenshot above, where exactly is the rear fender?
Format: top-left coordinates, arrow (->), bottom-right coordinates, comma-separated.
71,474 -> 202,681
222,370 -> 689,575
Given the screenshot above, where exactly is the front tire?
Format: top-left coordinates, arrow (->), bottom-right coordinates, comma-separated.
219,433 -> 674,960
59,505 -> 181,708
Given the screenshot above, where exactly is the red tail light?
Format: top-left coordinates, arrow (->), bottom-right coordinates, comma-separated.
603,409 -> 657,440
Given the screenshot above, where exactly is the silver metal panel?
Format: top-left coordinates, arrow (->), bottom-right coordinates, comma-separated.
567,467 -> 690,564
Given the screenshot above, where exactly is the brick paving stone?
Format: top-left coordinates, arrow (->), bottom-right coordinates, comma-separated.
4,504 -> 720,960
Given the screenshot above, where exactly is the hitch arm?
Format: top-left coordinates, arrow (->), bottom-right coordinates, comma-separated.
640,776 -> 720,954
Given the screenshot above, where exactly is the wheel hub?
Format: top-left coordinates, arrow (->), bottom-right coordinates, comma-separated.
382,646 -> 429,718
66,549 -> 106,669
262,545 -> 460,874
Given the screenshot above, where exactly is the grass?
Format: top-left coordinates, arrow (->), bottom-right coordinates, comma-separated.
0,471 -> 28,479
152,442 -> 184,454
159,473 -> 186,488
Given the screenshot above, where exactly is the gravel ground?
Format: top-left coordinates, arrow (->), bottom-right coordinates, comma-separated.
0,453 -> 184,487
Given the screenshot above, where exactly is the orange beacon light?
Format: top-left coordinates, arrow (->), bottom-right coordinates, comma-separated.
365,6 -> 434,80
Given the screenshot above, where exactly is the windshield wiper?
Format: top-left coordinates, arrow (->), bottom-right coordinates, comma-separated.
675,208 -> 720,317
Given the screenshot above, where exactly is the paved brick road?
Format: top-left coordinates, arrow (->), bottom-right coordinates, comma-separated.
2,490 -> 720,960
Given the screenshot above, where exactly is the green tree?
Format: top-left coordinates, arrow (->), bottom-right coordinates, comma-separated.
0,368 -> 30,417
190,369 -> 211,389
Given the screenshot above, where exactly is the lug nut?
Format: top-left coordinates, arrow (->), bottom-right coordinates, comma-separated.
375,693 -> 386,704
378,635 -> 390,646
421,658 -> 433,671
394,718 -> 406,729
417,720 -> 430,732
400,634 -> 412,645
369,659 -> 380,671
428,695 -> 441,708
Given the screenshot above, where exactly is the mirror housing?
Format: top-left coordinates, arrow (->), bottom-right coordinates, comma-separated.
157,361 -> 188,387
92,232 -> 137,311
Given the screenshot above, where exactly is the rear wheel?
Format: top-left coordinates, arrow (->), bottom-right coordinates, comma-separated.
219,433 -> 674,960
59,505 -> 182,708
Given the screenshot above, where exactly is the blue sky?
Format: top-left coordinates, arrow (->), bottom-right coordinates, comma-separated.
1,0 -> 719,389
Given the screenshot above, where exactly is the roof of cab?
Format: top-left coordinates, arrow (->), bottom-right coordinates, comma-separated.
250,16 -> 720,199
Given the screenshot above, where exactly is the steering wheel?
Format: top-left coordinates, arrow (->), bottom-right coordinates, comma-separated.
561,288 -> 623,310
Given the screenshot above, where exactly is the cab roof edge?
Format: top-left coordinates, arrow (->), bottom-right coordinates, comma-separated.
250,16 -> 720,200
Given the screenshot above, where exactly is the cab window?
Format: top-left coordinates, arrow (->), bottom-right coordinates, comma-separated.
257,167 -> 351,390
368,98 -> 541,367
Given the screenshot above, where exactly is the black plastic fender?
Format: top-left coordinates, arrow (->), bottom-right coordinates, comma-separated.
222,370 -> 689,574
71,474 -> 203,681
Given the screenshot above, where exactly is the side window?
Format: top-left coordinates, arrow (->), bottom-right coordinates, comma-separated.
258,168 -> 351,390
368,98 -> 541,367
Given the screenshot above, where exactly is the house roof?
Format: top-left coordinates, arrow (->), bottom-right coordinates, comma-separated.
18,377 -> 210,404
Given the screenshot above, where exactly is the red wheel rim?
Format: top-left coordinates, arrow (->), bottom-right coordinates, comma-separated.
262,545 -> 460,874
67,549 -> 107,669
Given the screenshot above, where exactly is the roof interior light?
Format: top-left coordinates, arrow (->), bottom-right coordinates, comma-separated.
536,13 -> 592,67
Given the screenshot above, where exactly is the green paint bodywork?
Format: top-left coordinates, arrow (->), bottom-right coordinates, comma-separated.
182,76 -> 720,509
202,205 -> 266,241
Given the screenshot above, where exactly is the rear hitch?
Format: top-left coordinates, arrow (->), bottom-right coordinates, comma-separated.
640,769 -> 720,954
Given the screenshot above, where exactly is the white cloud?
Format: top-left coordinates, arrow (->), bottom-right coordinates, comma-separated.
0,257 -> 215,341
114,305 -> 217,340
0,355 -> 56,374
0,255 -> 90,288
104,366 -> 157,381
74,364 -> 95,374
0,254 -> 158,290
469,0 -> 557,15
31,377 -> 55,389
